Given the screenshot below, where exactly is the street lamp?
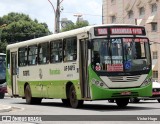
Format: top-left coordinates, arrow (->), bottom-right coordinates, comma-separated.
73,13 -> 82,23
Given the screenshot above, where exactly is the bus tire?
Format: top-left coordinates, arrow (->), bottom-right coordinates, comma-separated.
108,99 -> 114,103
25,84 -> 42,104
69,84 -> 83,108
157,99 -> 160,103
62,99 -> 70,106
0,93 -> 5,99
130,97 -> 140,103
116,98 -> 129,108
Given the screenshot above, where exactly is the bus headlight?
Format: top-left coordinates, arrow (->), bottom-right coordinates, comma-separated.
91,78 -> 108,89
141,77 -> 152,87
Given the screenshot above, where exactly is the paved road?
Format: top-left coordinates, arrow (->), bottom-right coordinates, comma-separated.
0,96 -> 160,124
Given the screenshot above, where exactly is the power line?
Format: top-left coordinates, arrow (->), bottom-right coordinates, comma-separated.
63,11 -> 102,17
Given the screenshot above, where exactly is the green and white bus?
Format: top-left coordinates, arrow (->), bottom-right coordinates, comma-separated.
6,24 -> 152,108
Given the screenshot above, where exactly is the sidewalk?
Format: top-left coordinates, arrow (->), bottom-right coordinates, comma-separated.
0,104 -> 12,112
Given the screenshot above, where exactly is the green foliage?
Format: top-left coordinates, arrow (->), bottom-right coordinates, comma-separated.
61,21 -> 89,32
0,40 -> 7,53
0,12 -> 51,51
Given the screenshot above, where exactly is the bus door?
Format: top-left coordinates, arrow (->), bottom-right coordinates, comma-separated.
79,39 -> 90,98
11,52 -> 19,95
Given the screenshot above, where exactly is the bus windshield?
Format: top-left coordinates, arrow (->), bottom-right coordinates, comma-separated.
92,38 -> 151,72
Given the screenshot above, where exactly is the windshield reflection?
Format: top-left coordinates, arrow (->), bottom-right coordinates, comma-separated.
92,38 -> 151,72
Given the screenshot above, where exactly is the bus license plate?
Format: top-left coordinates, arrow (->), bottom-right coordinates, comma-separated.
121,91 -> 131,95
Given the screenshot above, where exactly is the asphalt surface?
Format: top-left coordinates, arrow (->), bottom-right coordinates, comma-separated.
0,93 -> 12,113
0,104 -> 12,113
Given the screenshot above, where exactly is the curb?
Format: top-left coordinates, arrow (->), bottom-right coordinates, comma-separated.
0,104 -> 12,113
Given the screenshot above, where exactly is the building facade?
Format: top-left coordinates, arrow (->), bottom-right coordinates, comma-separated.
103,0 -> 160,82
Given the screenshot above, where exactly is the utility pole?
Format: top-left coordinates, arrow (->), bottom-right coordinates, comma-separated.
55,0 -> 60,33
48,0 -> 61,33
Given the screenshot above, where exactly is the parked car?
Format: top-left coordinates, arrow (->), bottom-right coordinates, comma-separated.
0,82 -> 7,99
130,81 -> 160,103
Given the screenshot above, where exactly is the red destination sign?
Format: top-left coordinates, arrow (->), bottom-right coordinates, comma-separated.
97,28 -> 108,35
110,28 -> 143,35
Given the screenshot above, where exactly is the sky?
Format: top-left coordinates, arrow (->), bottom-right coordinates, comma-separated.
0,0 -> 102,32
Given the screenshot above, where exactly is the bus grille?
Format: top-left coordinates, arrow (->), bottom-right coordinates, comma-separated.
108,75 -> 141,82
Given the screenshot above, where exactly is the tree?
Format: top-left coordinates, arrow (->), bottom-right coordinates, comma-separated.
61,21 -> 89,32
0,41 -> 7,53
0,12 -> 51,52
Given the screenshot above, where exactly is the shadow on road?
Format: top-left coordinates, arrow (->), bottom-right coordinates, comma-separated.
12,100 -> 160,112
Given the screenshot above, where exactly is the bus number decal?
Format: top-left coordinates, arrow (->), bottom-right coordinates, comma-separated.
23,70 -> 30,76
64,65 -> 75,71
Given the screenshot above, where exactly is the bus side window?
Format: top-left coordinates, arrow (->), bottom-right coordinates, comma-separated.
50,40 -> 62,63
28,45 -> 38,65
63,37 -> 77,62
18,47 -> 28,66
38,42 -> 49,64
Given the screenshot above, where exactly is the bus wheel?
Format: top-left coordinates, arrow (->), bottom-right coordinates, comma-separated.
157,99 -> 160,103
0,93 -> 4,99
25,85 -> 32,104
108,99 -> 114,103
62,99 -> 70,106
130,97 -> 140,103
69,84 -> 83,108
115,98 -> 129,108
25,85 -> 42,104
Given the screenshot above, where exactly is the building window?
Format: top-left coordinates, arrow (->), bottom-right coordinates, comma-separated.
111,16 -> 116,23
128,10 -> 134,19
153,71 -> 158,80
151,3 -> 157,13
153,51 -> 158,59
151,23 -> 157,32
111,0 -> 116,4
139,7 -> 145,17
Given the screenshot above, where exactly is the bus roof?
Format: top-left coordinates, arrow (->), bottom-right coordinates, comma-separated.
7,24 -> 145,50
